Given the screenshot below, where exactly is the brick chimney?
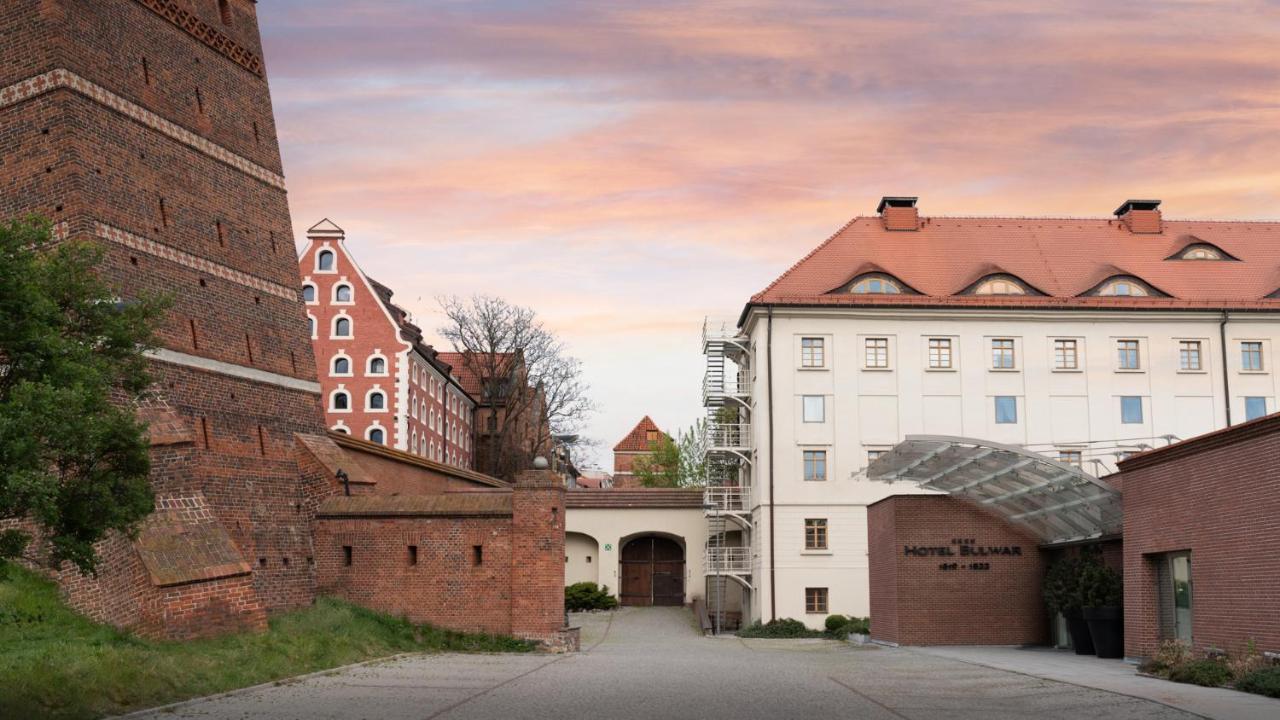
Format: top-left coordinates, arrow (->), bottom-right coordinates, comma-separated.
1114,199 -> 1162,234
878,196 -> 920,231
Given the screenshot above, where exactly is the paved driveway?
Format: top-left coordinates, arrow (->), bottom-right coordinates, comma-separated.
128,607 -> 1199,720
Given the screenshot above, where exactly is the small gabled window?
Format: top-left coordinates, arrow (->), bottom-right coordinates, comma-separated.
317,249 -> 335,271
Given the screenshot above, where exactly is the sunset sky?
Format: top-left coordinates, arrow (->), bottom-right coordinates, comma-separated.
258,1 -> 1280,467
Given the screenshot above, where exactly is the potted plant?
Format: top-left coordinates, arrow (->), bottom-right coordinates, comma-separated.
1043,556 -> 1094,655
1079,557 -> 1124,659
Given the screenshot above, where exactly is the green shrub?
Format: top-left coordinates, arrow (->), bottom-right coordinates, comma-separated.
824,614 -> 849,632
1235,666 -> 1280,698
1042,556 -> 1084,616
737,618 -> 825,638
1078,559 -> 1123,608
564,582 -> 618,612
1168,659 -> 1232,687
847,616 -> 870,635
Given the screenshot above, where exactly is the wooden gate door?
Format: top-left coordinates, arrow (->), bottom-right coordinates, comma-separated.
620,537 -> 685,606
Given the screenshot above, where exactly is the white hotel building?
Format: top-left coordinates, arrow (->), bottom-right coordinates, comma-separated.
702,197 -> 1280,628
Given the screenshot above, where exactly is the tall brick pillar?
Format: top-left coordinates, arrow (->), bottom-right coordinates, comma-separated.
510,465 -> 577,651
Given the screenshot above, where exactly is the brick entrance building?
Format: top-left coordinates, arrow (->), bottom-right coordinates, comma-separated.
1,0 -> 571,648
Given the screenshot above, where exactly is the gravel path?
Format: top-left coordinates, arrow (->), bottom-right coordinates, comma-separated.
125,606 -> 1201,720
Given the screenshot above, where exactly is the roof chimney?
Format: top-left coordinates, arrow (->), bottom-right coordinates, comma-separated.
1114,199 -> 1162,234
878,196 -> 919,231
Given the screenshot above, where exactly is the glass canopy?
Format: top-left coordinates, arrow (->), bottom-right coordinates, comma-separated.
866,435 -> 1122,546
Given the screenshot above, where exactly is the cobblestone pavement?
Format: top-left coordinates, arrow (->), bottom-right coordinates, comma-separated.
126,606 -> 1201,720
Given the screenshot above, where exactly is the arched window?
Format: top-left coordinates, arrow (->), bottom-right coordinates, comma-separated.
302,284 -> 316,303
334,283 -> 353,303
331,390 -> 350,411
307,315 -> 316,338
849,274 -> 903,294
368,356 -> 386,375
411,429 -> 418,453
972,276 -> 1027,295
331,425 -> 349,435
333,316 -> 351,337
368,391 -> 386,410
317,250 -> 335,271
1095,278 -> 1151,297
332,356 -> 350,375
368,427 -> 385,445
1177,244 -> 1226,261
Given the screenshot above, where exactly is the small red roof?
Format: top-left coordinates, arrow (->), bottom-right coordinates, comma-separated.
436,351 -> 518,398
753,209 -> 1280,312
613,416 -> 668,452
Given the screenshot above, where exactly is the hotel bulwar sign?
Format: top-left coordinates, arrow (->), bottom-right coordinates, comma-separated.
903,538 -> 1022,572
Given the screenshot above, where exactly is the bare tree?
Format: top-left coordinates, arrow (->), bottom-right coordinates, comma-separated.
438,295 -> 593,480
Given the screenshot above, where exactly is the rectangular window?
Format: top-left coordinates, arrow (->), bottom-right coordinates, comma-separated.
1054,339 -> 1078,370
1179,341 -> 1203,371
991,339 -> 1015,369
864,338 -> 889,368
802,395 -> 825,423
342,546 -> 352,567
472,545 -> 483,566
1121,396 -> 1144,424
408,545 -> 418,566
804,519 -> 828,550
1245,396 -> 1268,421
927,338 -> 953,369
1117,339 -> 1141,370
800,337 -> 825,368
802,450 -> 827,482
1058,450 -> 1082,466
1242,341 -> 1264,371
994,396 -> 1017,424
805,587 -> 828,614
867,449 -> 887,464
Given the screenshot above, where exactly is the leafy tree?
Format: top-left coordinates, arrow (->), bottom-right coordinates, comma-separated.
635,420 -> 708,488
0,217 -> 166,573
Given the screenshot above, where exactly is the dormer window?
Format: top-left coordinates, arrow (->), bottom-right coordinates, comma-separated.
1091,276 -> 1158,297
1180,246 -> 1223,260
849,274 -> 903,294
971,276 -> 1027,296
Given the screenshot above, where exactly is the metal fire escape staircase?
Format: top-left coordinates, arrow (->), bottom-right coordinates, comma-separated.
702,320 -> 754,634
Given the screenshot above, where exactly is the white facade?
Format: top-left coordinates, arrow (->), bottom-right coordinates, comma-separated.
726,307 -> 1280,627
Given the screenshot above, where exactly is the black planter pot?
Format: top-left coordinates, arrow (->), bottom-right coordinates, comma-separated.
1083,606 -> 1124,659
1065,608 -> 1095,655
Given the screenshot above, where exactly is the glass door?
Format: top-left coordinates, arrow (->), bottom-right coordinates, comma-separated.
1169,552 -> 1192,644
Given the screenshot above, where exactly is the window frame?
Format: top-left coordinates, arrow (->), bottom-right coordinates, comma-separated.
332,281 -> 354,305
329,389 -> 351,413
926,337 -> 954,370
366,389 -> 387,412
330,354 -> 352,377
804,518 -> 829,551
990,338 -> 1016,371
848,274 -> 904,295
994,396 -> 1018,425
805,587 -> 829,614
801,395 -> 826,423
1052,338 -> 1080,372
1120,396 -> 1144,425
863,337 -> 890,370
1057,449 -> 1083,467
1241,341 -> 1265,373
800,337 -> 826,369
1245,396 -> 1268,421
301,282 -> 317,304
1116,339 -> 1142,372
367,354 -> 388,376
315,248 -> 336,273
1177,340 -> 1205,373
366,426 -> 386,444
331,314 -> 352,339
802,449 -> 828,482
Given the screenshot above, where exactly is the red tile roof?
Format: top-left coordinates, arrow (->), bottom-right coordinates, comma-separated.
435,351 -> 518,399
613,415 -> 669,452
752,210 -> 1280,312
565,488 -> 705,509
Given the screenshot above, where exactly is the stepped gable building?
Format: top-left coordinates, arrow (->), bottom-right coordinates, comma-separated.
0,1 -> 572,649
611,416 -> 669,488
704,196 -> 1280,628
299,220 -> 475,467
1,0 -> 330,637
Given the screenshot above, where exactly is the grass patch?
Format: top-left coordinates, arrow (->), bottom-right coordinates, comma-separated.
0,562 -> 534,719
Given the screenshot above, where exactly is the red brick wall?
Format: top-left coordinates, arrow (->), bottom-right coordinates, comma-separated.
510,470 -> 567,642
868,496 -> 1049,646
1119,416 -> 1280,658
314,514 -> 515,635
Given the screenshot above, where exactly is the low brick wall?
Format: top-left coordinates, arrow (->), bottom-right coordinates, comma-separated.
868,495 -> 1048,646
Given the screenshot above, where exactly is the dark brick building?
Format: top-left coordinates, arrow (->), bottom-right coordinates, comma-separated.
1,0 -> 571,648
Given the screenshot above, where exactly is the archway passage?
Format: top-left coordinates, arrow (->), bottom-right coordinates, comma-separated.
620,536 -> 685,606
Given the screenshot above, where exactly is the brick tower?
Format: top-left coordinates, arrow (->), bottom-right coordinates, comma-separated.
1,1 -> 328,637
